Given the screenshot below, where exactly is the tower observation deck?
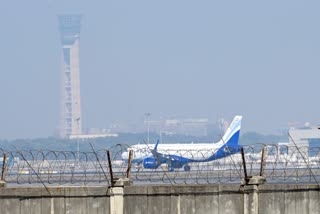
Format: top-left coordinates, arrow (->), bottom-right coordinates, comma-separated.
58,15 -> 82,138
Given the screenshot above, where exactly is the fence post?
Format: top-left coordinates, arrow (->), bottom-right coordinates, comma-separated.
1,153 -> 7,181
241,147 -> 248,182
0,153 -> 7,187
106,150 -> 114,185
109,187 -> 124,214
260,147 -> 267,177
109,148 -> 133,214
242,147 -> 267,214
126,150 -> 133,179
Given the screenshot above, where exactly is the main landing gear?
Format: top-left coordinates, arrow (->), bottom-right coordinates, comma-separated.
183,165 -> 191,171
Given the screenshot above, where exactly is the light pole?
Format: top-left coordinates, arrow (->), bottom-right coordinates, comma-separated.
160,130 -> 164,144
145,113 -> 151,144
76,118 -> 81,161
77,138 -> 80,161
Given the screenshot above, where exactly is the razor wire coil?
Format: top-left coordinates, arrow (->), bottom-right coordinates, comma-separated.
0,144 -> 320,186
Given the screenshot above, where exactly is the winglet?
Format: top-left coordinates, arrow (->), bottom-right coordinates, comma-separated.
154,139 -> 160,151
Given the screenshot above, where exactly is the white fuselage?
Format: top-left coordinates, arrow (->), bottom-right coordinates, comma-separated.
121,142 -> 222,162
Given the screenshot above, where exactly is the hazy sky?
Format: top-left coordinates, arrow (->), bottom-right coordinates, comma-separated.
1,0 -> 320,139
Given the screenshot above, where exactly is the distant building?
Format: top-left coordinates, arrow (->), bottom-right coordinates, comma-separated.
69,133 -> 119,140
149,118 -> 209,137
277,126 -> 320,158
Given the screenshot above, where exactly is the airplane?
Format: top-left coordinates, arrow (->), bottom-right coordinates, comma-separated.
121,115 -> 242,172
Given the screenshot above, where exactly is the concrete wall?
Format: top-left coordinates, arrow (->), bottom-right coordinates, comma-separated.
258,184 -> 320,214
0,187 -> 110,214
124,185 -> 244,214
0,184 -> 319,214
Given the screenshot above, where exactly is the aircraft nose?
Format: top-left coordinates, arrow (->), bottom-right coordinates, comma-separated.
121,151 -> 129,160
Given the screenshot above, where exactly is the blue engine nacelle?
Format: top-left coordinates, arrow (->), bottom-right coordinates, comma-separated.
143,157 -> 160,169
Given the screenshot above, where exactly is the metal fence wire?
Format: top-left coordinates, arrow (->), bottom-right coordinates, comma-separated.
0,144 -> 320,186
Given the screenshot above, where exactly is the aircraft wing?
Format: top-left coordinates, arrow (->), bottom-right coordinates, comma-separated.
150,143 -> 190,169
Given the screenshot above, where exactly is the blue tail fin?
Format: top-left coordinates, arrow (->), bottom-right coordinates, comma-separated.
219,115 -> 242,147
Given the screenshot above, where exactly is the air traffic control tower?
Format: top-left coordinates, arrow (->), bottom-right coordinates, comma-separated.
58,15 -> 82,138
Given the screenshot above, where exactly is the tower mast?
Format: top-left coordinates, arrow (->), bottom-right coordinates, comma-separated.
58,15 -> 82,138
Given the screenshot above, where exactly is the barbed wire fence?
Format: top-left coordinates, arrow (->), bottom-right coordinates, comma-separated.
0,143 -> 320,187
